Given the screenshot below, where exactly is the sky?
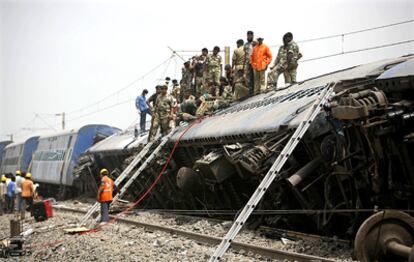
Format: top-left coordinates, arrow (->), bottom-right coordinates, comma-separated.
0,0 -> 413,142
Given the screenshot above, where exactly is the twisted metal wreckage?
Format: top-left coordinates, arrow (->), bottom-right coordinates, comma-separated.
75,55 -> 414,261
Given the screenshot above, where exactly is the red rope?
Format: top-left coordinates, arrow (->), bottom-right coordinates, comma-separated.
84,117 -> 204,234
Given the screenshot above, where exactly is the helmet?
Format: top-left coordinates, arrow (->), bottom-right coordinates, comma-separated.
1,176 -> 6,182
100,168 -> 109,175
16,170 -> 21,176
25,173 -> 32,179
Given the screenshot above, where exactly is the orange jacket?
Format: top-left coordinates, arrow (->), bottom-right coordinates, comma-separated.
250,43 -> 272,71
98,175 -> 114,202
21,179 -> 34,198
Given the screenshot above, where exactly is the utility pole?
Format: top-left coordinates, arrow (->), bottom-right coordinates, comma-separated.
6,134 -> 13,142
224,46 -> 230,66
55,112 -> 65,130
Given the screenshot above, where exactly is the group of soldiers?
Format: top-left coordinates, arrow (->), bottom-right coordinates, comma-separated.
177,30 -> 302,98
135,30 -> 302,141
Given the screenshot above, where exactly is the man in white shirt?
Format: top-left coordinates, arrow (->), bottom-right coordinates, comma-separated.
14,170 -> 25,213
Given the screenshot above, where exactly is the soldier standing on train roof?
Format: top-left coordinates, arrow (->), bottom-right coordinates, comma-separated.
155,85 -> 174,137
244,31 -> 255,94
267,32 -> 302,89
147,85 -> 162,142
205,46 -> 222,86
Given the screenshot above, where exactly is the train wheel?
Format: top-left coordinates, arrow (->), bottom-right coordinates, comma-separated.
355,210 -> 414,262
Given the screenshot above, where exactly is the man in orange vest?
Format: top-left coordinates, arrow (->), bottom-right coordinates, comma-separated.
21,173 -> 35,218
97,168 -> 114,223
250,37 -> 272,95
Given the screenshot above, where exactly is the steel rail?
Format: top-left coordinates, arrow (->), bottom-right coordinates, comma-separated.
54,206 -> 336,262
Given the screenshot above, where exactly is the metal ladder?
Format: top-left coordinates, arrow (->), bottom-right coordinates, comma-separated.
209,83 -> 335,261
79,130 -> 176,226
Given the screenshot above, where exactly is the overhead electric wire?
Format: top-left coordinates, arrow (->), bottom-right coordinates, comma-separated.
301,39 -> 414,63
67,55 -> 175,115
269,19 -> 414,47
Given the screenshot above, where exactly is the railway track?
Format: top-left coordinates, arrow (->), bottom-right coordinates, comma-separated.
54,206 -> 337,261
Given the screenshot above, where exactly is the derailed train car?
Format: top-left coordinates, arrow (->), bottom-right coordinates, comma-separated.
79,55 -> 414,261
73,127 -> 147,194
0,136 -> 39,174
29,124 -> 120,197
0,140 -> 12,166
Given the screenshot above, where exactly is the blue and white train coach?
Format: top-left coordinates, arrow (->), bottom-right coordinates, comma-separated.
29,124 -> 120,197
0,137 -> 39,175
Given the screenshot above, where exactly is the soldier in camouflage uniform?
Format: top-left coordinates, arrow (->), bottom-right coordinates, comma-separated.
267,32 -> 302,88
233,69 -> 249,100
180,61 -> 194,101
155,85 -> 174,137
176,94 -> 198,124
147,85 -> 162,142
170,79 -> 181,103
244,31 -> 255,94
232,39 -> 245,82
192,48 -> 208,97
204,46 -> 222,86
214,77 -> 233,109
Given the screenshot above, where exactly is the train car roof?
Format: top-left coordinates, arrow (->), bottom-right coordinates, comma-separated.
4,136 -> 40,149
37,124 -> 120,140
87,127 -> 147,153
377,58 -> 414,80
0,141 -> 12,147
170,55 -> 414,143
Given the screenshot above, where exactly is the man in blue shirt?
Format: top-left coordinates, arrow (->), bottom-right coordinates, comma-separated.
135,89 -> 151,133
7,176 -> 15,213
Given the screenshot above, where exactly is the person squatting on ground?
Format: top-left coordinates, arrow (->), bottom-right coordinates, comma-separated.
136,88 -> 152,133
250,37 -> 272,95
267,32 -> 302,88
97,168 -> 114,223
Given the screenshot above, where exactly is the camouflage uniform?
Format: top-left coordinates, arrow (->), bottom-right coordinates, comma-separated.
155,94 -> 174,136
193,55 -> 207,97
232,46 -> 245,73
214,85 -> 233,109
233,75 -> 249,100
267,40 -> 302,87
196,98 -> 215,117
243,41 -> 254,93
147,93 -> 159,142
176,97 -> 198,123
205,54 -> 222,85
171,84 -> 181,103
180,66 -> 193,100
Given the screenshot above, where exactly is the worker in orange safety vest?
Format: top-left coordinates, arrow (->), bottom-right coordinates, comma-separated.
97,168 -> 114,223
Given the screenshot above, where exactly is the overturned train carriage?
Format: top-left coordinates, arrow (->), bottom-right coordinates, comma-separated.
80,55 -> 414,260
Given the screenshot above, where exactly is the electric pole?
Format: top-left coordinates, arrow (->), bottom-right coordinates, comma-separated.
55,112 -> 65,130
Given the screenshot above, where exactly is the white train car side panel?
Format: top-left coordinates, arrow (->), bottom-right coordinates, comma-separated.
31,132 -> 78,185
